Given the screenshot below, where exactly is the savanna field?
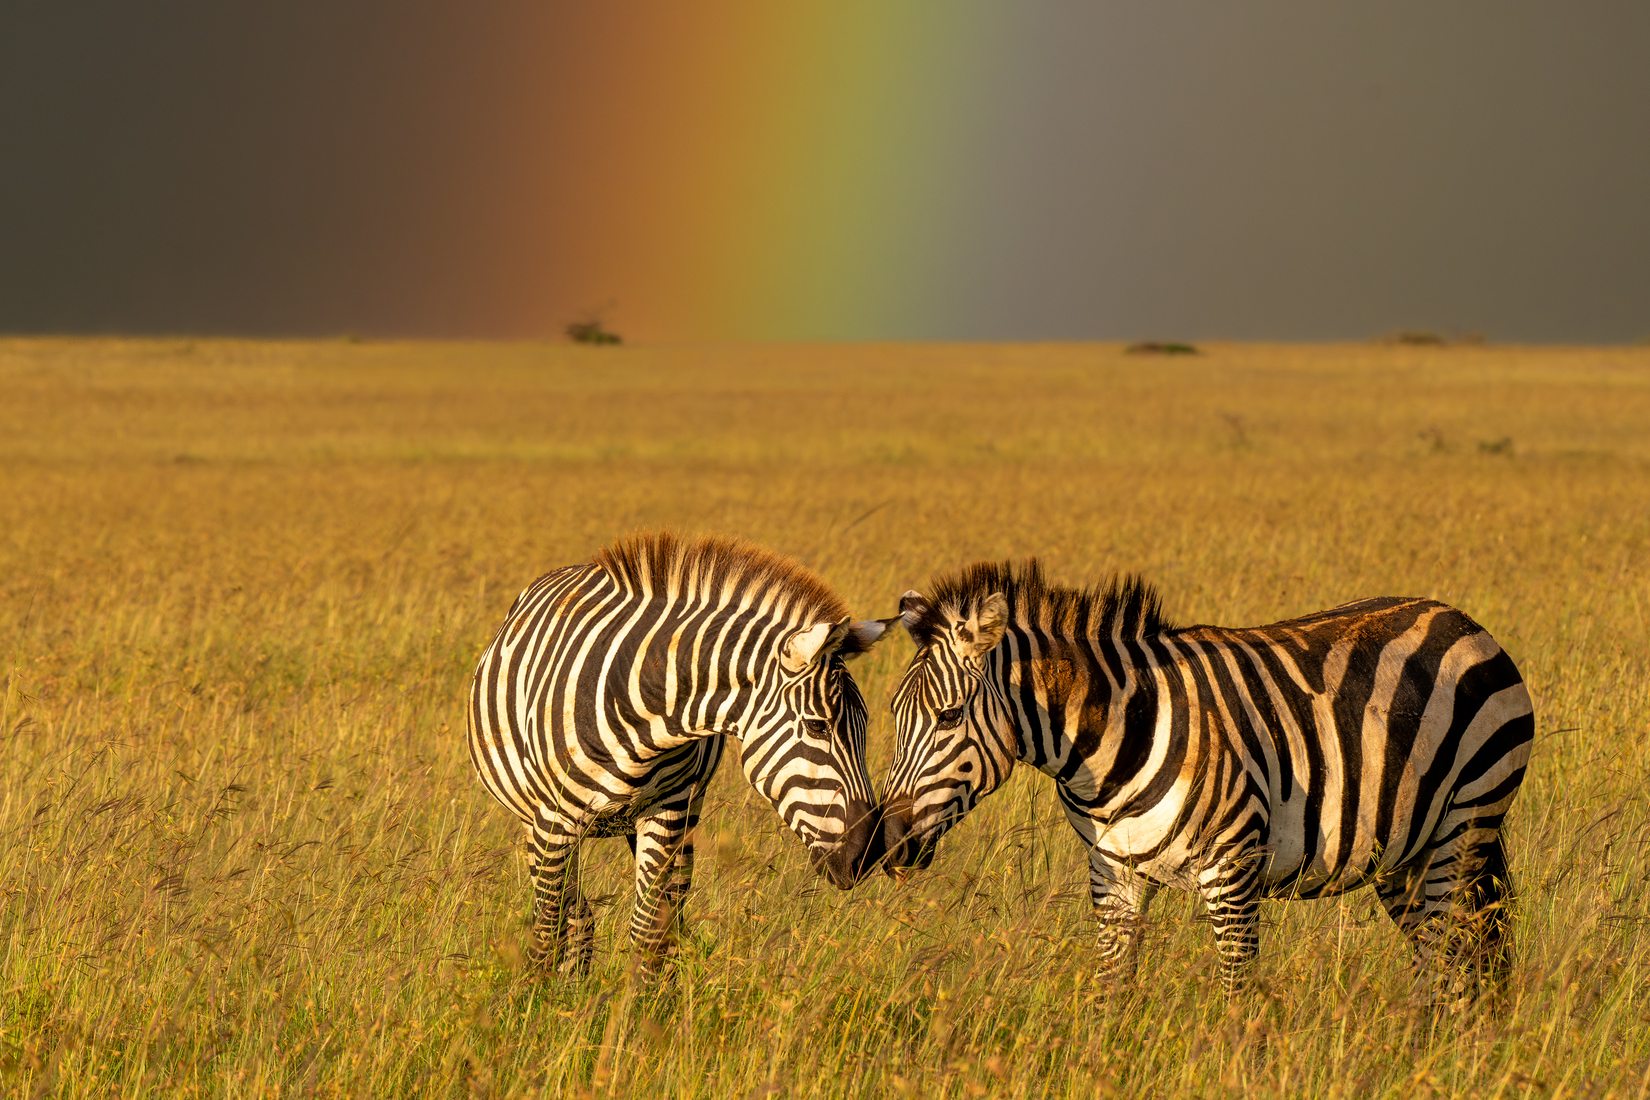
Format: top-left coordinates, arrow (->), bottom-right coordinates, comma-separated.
3,337 -> 1648,1097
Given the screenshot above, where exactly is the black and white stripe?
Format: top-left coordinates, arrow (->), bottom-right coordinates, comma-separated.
879,561 -> 1534,1000
469,533 -> 889,975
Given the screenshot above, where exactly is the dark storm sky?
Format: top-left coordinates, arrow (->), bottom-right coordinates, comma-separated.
3,2 -> 1647,343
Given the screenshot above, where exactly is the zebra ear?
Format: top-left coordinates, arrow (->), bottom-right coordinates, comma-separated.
835,615 -> 900,659
956,592 -> 1009,660
898,590 -> 928,633
780,620 -> 843,673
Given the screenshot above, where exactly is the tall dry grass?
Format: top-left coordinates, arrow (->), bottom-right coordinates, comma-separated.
2,337 -> 1647,1096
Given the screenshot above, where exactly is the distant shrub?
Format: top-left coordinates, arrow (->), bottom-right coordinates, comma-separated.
566,319 -> 622,346
1125,341 -> 1200,356
1478,436 -> 1515,455
1386,331 -> 1448,347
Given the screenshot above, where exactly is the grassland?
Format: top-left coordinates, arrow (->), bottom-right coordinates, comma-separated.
2,337 -> 1648,1097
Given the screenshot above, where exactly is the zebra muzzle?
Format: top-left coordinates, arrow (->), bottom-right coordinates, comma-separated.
877,795 -> 946,877
809,799 -> 883,889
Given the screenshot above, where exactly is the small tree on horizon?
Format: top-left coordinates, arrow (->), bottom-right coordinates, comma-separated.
565,305 -> 622,346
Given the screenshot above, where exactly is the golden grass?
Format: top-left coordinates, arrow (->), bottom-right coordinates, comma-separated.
2,337 -> 1648,1097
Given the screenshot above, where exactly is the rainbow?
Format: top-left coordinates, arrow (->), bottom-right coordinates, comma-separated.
497,7 -> 1003,342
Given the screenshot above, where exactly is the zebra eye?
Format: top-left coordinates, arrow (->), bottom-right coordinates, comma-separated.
803,717 -> 831,737
935,707 -> 966,730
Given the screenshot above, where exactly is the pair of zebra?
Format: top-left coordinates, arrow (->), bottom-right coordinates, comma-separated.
468,533 -> 1534,999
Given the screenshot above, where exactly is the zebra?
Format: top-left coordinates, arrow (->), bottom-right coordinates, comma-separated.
468,533 -> 892,977
878,560 -> 1535,1001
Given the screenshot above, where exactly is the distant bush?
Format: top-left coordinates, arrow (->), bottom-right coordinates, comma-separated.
1125,341 -> 1200,356
1383,331 -> 1492,348
566,319 -> 622,346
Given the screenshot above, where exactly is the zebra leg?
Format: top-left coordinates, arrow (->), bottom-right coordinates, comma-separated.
526,808 -> 594,978
1377,854 -> 1468,1007
1376,823 -> 1512,1007
1465,833 -> 1515,987
1196,850 -> 1264,994
1089,849 -> 1157,983
628,794 -> 700,978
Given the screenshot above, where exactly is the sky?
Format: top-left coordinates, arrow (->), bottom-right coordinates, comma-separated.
2,2 -> 1647,344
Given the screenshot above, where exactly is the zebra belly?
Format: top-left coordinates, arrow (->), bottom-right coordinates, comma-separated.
1084,813 -> 1402,898
1253,796 -> 1398,898
1258,846 -> 1388,900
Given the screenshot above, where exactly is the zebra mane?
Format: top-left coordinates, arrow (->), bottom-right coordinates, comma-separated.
594,532 -> 849,624
910,559 -> 1171,645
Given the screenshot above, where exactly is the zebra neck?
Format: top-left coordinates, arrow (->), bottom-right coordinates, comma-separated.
645,607 -> 789,739
999,627 -> 1158,791
668,662 -> 771,741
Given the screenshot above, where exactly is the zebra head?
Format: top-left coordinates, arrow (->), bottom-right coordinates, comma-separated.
742,616 -> 893,890
880,588 -> 1015,878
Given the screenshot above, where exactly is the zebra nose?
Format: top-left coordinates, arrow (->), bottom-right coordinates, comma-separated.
852,803 -> 888,882
812,799 -> 881,889
878,797 -> 917,877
